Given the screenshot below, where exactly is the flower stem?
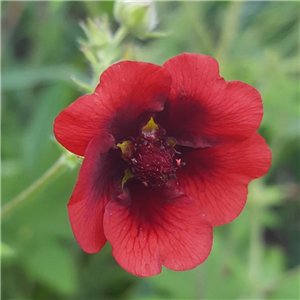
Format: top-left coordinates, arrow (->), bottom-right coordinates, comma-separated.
113,26 -> 128,45
1,156 -> 69,220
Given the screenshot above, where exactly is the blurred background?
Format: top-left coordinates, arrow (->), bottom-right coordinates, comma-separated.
1,1 -> 299,299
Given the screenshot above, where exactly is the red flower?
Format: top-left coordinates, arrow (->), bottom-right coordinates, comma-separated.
54,53 -> 271,277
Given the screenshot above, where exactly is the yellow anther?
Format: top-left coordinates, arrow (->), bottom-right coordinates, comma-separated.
142,117 -> 159,134
117,140 -> 132,158
122,168 -> 135,189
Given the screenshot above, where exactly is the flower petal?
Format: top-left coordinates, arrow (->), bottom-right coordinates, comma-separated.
54,61 -> 172,156
68,132 -> 125,253
158,53 -> 263,148
96,61 -> 171,142
177,133 -> 272,226
54,94 -> 105,156
103,182 -> 212,277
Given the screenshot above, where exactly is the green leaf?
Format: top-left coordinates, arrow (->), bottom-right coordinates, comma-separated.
23,83 -> 76,168
22,239 -> 78,296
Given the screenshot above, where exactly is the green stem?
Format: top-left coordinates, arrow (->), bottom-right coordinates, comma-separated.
1,156 -> 69,220
70,76 -> 94,93
113,26 -> 128,45
215,1 -> 243,64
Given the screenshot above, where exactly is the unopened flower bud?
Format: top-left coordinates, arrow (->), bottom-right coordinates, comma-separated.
113,0 -> 157,39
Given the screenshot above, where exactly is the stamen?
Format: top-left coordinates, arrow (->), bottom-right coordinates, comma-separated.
117,118 -> 185,188
142,117 -> 159,136
121,168 -> 135,189
117,140 -> 133,158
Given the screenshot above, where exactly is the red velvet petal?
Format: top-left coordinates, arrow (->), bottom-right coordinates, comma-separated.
54,94 -> 106,156
95,61 -> 171,142
177,133 -> 272,226
158,53 -> 263,148
68,132 -> 125,253
103,183 -> 212,277
54,61 -> 172,156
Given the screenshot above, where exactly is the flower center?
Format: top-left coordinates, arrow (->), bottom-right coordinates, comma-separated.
118,118 -> 183,188
129,136 -> 177,187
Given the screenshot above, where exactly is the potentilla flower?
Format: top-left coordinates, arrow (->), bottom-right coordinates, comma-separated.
54,53 -> 271,277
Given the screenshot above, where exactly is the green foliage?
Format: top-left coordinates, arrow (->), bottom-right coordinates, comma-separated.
21,239 -> 77,296
1,1 -> 299,299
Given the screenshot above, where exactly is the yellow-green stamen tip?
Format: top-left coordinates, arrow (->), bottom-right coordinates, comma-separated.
122,168 -> 135,189
142,117 -> 159,134
117,140 -> 132,157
